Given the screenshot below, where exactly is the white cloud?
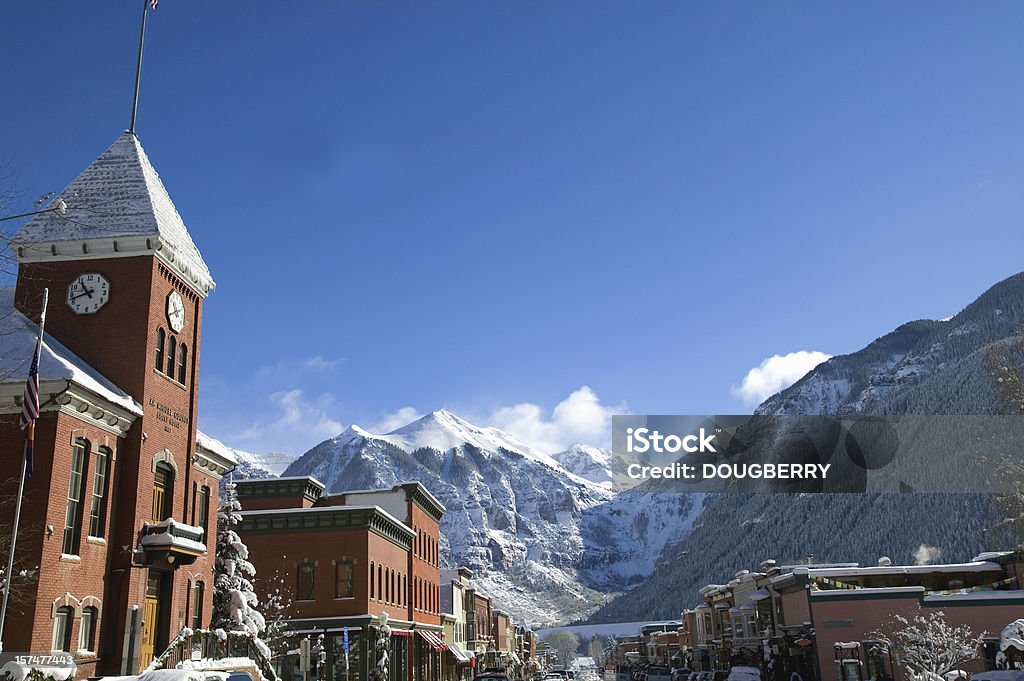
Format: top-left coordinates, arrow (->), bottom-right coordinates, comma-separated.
369,407 -> 425,434
254,355 -> 345,379
732,350 -> 832,407
914,544 -> 943,566
236,388 -> 344,449
485,386 -> 625,453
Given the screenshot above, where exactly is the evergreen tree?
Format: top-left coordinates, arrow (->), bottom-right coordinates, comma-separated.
211,481 -> 266,636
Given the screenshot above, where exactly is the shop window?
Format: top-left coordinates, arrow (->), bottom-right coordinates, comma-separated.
335,560 -> 354,599
297,563 -> 315,601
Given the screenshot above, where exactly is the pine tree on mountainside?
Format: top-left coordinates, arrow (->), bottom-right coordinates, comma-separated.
211,481 -> 266,637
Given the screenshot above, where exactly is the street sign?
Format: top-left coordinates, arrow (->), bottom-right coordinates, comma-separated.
344,627 -> 349,654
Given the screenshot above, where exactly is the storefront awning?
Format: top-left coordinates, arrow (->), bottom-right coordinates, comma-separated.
447,643 -> 472,663
418,630 -> 447,652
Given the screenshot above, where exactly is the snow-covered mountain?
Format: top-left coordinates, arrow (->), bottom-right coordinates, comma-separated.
587,272 -> 1024,623
756,272 -> 1024,417
551,443 -> 635,492
282,410 -> 696,626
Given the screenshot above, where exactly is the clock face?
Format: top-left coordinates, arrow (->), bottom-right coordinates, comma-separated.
66,273 -> 110,315
167,291 -> 186,333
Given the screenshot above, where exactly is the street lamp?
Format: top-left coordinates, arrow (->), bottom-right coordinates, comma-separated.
373,612 -> 392,681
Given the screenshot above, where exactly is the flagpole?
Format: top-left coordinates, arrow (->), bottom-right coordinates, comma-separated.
129,0 -> 151,135
0,288 -> 49,653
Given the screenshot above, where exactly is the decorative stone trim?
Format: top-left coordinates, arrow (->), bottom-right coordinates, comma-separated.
152,449 -> 178,473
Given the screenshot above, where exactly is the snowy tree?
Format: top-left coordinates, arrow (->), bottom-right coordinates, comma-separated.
211,481 -> 266,636
996,619 -> 1024,669
871,609 -> 984,681
258,570 -> 293,660
544,631 -> 580,665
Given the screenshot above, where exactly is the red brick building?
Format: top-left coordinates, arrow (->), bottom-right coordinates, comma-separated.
0,133 -> 235,675
235,477 -> 446,681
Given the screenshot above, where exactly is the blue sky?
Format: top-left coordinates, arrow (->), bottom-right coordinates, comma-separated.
3,2 -> 1024,457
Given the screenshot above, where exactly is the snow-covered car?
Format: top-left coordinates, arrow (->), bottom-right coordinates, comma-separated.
96,671 -> 230,681
726,667 -> 761,681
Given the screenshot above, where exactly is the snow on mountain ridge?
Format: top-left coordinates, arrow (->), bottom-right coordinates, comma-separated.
283,409 -> 696,625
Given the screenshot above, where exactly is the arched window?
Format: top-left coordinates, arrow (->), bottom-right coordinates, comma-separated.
391,569 -> 396,605
155,328 -> 165,371
152,461 -> 174,522
370,562 -> 375,599
166,336 -> 177,376
88,446 -> 111,538
79,606 -> 98,652
63,439 -> 89,555
52,606 -> 73,652
377,564 -> 382,602
177,344 -> 188,384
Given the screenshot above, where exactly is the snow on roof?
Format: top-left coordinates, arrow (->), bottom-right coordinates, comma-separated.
239,504 -> 414,536
924,590 -> 1024,603
974,551 -> 1015,562
810,586 -> 925,597
798,561 -> 1003,578
195,430 -> 240,464
0,288 -> 141,415
10,132 -> 214,294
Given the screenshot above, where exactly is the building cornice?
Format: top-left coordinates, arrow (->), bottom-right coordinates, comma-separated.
193,446 -> 236,478
238,505 -> 415,550
12,235 -> 213,297
0,378 -> 139,437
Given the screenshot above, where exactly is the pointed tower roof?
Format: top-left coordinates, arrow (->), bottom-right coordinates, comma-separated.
10,132 -> 215,295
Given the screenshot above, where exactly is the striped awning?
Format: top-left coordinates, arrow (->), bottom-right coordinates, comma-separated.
418,630 -> 446,651
447,643 -> 472,664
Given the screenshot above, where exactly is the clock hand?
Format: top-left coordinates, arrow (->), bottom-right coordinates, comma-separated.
70,288 -> 94,301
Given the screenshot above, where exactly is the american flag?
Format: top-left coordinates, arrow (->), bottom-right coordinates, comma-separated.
18,335 -> 42,480
149,0 -> 158,9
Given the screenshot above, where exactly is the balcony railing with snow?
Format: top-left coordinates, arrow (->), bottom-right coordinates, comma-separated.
139,519 -> 207,567
147,628 -> 277,681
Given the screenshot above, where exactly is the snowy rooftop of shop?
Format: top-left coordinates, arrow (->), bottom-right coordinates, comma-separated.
796,560 -> 1003,578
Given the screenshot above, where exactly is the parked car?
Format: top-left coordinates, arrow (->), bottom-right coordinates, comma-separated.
971,673 -> 1024,681
726,668 -> 761,681
646,666 -> 673,681
671,668 -> 692,681
474,673 -> 513,681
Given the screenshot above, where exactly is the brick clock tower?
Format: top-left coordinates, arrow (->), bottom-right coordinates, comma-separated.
1,132 -> 234,675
